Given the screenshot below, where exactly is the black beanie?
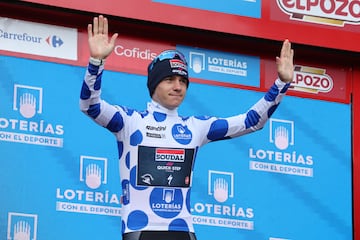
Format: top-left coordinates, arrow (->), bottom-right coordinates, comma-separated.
147,57 -> 189,97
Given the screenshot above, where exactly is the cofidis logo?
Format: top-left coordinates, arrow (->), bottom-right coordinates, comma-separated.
191,170 -> 254,230
0,84 -> 64,147
277,0 -> 360,26
55,155 -> 122,217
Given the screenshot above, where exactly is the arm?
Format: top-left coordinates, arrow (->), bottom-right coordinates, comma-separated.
79,15 -> 123,132
204,40 -> 294,141
238,39 -> 294,132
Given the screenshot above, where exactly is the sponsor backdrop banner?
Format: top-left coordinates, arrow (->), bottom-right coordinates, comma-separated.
0,17 -> 77,60
0,53 -> 352,239
18,0 -> 360,52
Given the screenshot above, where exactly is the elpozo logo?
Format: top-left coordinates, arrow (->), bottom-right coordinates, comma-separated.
292,65 -> 333,94
55,155 -> 122,217
277,0 -> 360,26
0,84 -> 64,147
191,170 -> 254,230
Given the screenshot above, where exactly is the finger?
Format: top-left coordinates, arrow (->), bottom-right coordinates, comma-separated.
98,15 -> 104,34
87,24 -> 93,39
109,33 -> 118,46
282,39 -> 291,58
103,17 -> 109,36
93,16 -> 99,34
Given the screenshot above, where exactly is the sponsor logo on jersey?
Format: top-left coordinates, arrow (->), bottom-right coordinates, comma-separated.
155,148 -> 185,162
146,125 -> 166,139
172,124 -> 192,144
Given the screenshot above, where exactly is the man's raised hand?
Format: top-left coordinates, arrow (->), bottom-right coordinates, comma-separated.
88,15 -> 118,60
276,39 -> 294,83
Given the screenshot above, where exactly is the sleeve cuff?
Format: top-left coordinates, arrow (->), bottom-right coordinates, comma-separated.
89,57 -> 105,66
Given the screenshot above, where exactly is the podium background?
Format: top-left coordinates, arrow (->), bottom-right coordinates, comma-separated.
0,54 -> 352,239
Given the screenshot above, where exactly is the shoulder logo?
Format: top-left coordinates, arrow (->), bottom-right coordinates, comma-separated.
171,124 -> 192,144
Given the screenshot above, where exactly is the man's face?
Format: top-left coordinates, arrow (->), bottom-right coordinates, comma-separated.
152,75 -> 188,110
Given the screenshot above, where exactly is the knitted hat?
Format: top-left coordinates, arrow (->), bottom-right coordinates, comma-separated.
147,50 -> 189,97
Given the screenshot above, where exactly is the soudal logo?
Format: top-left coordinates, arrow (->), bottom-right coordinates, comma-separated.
170,59 -> 187,70
155,148 -> 185,162
291,65 -> 333,94
46,35 -> 64,48
277,0 -> 360,26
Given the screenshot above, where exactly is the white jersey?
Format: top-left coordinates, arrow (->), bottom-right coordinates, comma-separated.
80,62 -> 290,234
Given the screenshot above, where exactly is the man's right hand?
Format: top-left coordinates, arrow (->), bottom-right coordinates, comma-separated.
88,15 -> 118,60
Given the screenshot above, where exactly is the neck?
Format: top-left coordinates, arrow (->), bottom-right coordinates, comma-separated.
148,100 -> 179,115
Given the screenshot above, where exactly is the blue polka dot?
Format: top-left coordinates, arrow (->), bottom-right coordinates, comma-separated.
264,83 -> 279,101
154,111 -> 167,122
186,189 -> 191,213
120,106 -> 135,116
245,110 -> 260,129
150,188 -> 183,218
127,210 -> 148,230
130,167 -> 147,190
195,115 -> 211,120
106,112 -> 124,132
80,82 -> 91,100
169,219 -> 189,231
122,220 -> 126,233
94,72 -> 102,90
125,151 -> 130,169
87,103 -> 101,118
117,141 -> 124,159
140,110 -> 149,118
268,104 -> 279,118
130,130 -> 143,146
207,119 -> 228,141
281,83 -> 291,93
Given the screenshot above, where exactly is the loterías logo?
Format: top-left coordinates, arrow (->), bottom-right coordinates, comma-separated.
277,0 -> 360,27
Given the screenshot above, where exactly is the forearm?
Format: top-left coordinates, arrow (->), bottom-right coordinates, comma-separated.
226,78 -> 290,138
247,78 -> 290,130
79,59 -> 104,113
79,59 -> 121,130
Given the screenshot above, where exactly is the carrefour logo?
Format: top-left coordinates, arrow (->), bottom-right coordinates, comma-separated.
46,35 -> 64,48
0,17 -> 77,60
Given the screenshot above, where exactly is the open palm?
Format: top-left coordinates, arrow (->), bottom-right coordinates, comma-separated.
88,15 -> 118,60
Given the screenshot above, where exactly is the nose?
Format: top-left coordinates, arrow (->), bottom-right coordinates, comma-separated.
172,79 -> 182,90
